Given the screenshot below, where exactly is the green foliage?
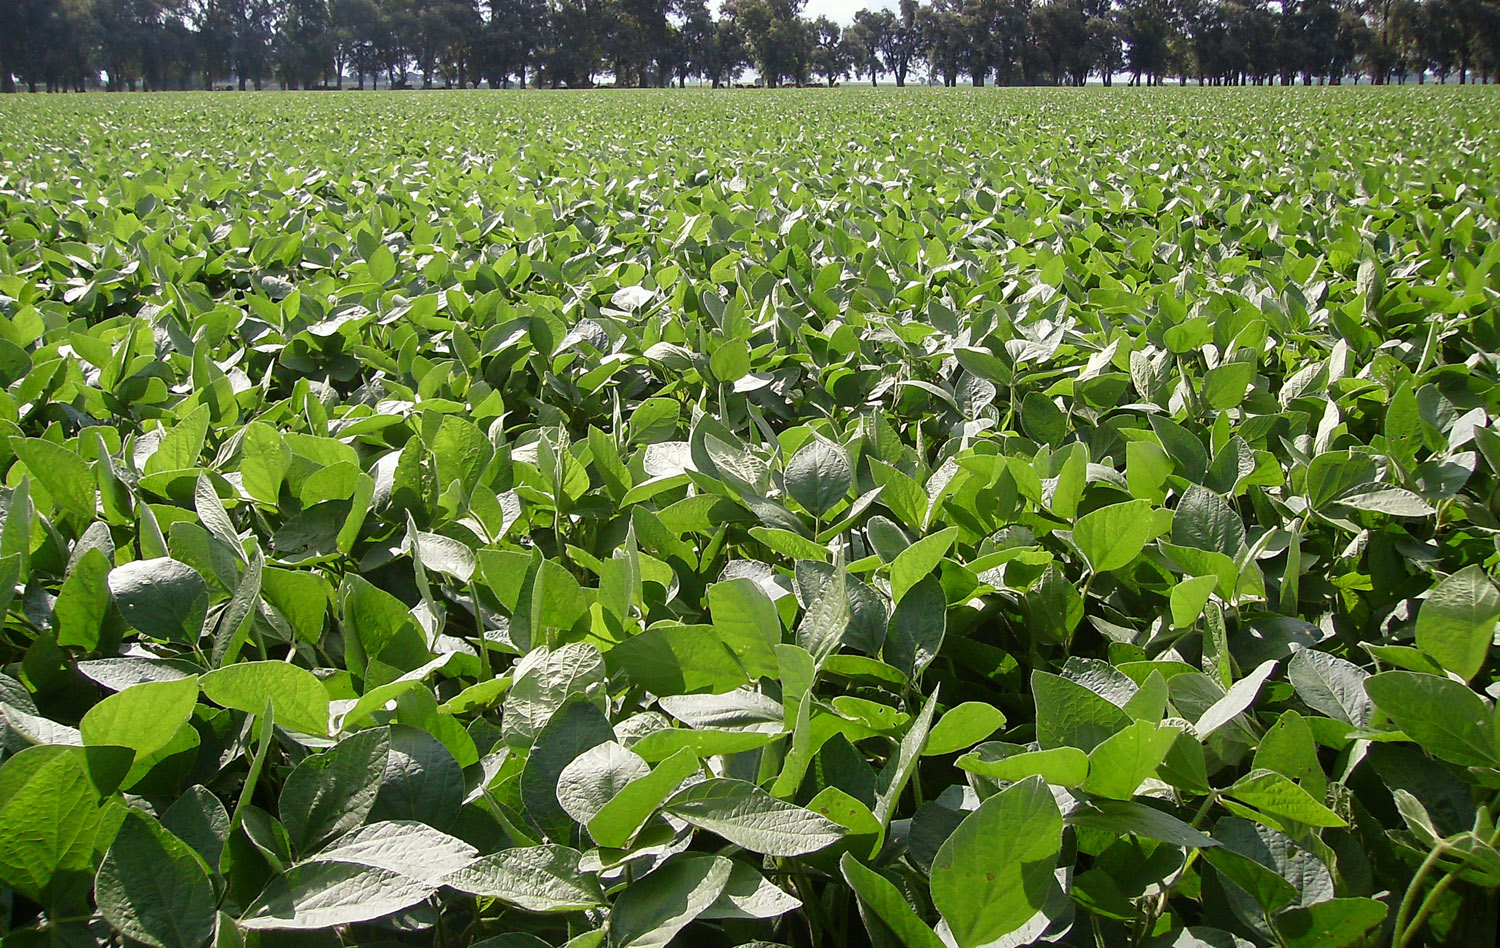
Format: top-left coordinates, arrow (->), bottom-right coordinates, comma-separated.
2,87 -> 1500,948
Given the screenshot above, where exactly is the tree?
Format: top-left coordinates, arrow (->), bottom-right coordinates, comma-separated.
600,0 -> 672,86
1119,0 -> 1176,84
881,0 -> 925,84
847,10 -> 886,83
922,0 -> 966,84
275,0 -> 333,88
808,15 -> 848,83
329,0 -> 379,86
478,0 -> 545,87
709,11 -> 750,84
1086,4 -> 1122,81
405,0 -> 478,87
5,0 -> 98,91
8,0 -> 1494,94
231,0 -> 278,89
723,0 -> 807,86
1031,0 -> 1089,84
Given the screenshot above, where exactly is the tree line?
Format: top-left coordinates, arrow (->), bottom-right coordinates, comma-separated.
3,0 -> 1498,94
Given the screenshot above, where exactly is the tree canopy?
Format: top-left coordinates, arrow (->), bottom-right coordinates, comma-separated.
3,0 -> 1498,91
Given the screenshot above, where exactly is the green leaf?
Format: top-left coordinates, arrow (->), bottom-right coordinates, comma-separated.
279,727 -> 390,855
1364,670 -> 1498,767
1081,721 -> 1178,800
409,529 -> 477,582
1074,499 -> 1155,573
1202,360 -> 1255,410
1195,659 -> 1277,738
709,337 -> 751,383
108,558 -> 209,643
0,745 -> 118,910
1253,711 -> 1325,797
874,688 -> 940,828
94,809 -> 216,948
503,643 -> 609,748
1223,769 -> 1346,828
1202,847 -> 1299,913
344,726 -> 454,836
1275,897 -> 1387,948
708,577 -> 781,652
784,439 -> 852,517
795,561 -> 850,663
1414,565 -> 1500,682
890,526 -> 959,603
1287,649 -> 1372,728
363,242 -> 395,283
630,728 -> 779,762
924,702 -> 1007,756
13,438 -> 95,523
240,421 -> 290,505
609,853 -> 732,948
606,623 -> 769,696
840,853 -> 947,948
930,776 -> 1064,948
80,675 -> 200,765
200,661 -> 330,737
885,574 -> 946,679
1335,486 -> 1434,517
210,547 -> 263,667
262,568 -> 329,644
1172,485 -> 1244,557
556,741 -> 649,825
313,820 -> 477,884
1023,563 -> 1084,644
957,745 -> 1089,787
665,777 -> 844,856
628,397 -> 681,445
431,415 -> 494,493
53,547 -> 113,650
1169,574 -> 1218,629
239,861 -> 434,930
1031,670 -> 1132,753
145,405 -> 210,475
1066,799 -> 1217,849
520,700 -> 615,842
159,786 -> 229,873
443,844 -> 604,912
701,860 -> 801,920
587,747 -> 700,849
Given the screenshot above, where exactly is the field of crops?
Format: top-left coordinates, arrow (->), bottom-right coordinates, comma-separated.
2,87 -> 1500,948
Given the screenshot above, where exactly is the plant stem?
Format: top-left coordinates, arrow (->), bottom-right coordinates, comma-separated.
1394,818 -> 1500,948
788,864 -> 828,948
1392,842 -> 1448,948
1132,792 -> 1217,948
229,702 -> 276,835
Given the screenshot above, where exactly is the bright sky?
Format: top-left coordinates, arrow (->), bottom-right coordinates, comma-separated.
709,0 -> 898,26
800,0 -> 897,23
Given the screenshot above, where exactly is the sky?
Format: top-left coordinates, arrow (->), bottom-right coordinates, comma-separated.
710,0 -> 899,26
799,0 -> 897,23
